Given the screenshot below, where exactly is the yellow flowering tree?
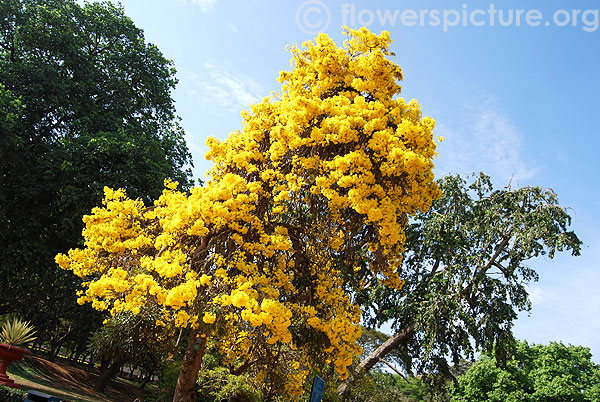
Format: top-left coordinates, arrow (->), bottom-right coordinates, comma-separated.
56,27 -> 441,402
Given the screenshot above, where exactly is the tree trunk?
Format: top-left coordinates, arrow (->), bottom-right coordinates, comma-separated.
32,335 -> 45,352
73,344 -> 86,364
49,337 -> 69,361
48,327 -> 72,361
94,357 -> 124,392
337,324 -> 415,398
99,358 -> 109,372
172,329 -> 206,402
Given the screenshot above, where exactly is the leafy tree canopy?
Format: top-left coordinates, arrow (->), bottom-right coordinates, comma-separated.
0,0 -> 192,344
339,173 -> 581,396
451,341 -> 600,402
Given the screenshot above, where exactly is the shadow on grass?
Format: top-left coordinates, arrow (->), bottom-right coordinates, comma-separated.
6,356 -> 146,402
10,357 -> 96,395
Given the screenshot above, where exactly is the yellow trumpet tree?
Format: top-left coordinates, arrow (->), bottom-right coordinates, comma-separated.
56,27 -> 441,402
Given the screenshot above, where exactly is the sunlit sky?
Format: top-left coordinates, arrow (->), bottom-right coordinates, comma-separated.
110,0 -> 600,361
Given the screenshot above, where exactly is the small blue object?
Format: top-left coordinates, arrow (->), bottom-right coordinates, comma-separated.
24,390 -> 61,402
309,374 -> 325,402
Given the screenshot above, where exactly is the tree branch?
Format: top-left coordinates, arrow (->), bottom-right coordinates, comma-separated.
337,324 -> 415,397
472,235 -> 511,283
379,358 -> 409,382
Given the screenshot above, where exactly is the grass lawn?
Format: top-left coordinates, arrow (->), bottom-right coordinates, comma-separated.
6,355 -> 149,402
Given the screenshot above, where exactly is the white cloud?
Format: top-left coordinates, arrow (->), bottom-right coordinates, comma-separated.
172,0 -> 216,12
526,285 -> 550,305
177,61 -> 263,112
434,98 -> 538,186
227,22 -> 239,34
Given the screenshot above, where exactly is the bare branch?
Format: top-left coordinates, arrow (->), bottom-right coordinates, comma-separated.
379,358 -> 409,382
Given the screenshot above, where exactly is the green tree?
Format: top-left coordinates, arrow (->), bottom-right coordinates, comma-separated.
345,371 -> 431,402
451,341 -> 600,402
88,312 -> 171,392
339,173 -> 582,396
0,0 -> 192,353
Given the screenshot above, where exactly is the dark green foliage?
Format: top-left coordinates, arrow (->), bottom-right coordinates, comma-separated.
0,0 -> 192,354
0,384 -> 28,402
345,373 -> 432,402
451,341 -> 600,402
197,366 -> 264,402
355,173 -> 581,381
88,312 -> 171,375
194,339 -> 264,402
146,339 -> 265,402
145,360 -> 182,402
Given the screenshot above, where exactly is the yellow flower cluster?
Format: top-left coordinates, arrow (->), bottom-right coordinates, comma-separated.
56,27 -> 440,398
203,312 -> 216,324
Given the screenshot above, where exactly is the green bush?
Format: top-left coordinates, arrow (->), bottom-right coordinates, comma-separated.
0,384 -> 28,402
145,360 -> 182,402
343,372 -> 432,402
197,366 -> 263,402
451,341 -> 600,402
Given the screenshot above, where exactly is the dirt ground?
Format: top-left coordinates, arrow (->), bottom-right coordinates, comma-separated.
9,355 -> 147,402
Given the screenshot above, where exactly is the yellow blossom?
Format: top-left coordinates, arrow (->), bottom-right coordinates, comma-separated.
203,312 -> 216,324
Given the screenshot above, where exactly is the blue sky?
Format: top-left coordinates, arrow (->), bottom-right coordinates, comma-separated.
112,0 -> 600,361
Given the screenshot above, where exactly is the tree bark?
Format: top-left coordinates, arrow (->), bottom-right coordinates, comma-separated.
94,357 -> 124,392
337,324 -> 415,398
48,326 -> 72,361
72,344 -> 86,364
49,336 -> 69,361
172,329 -> 206,402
